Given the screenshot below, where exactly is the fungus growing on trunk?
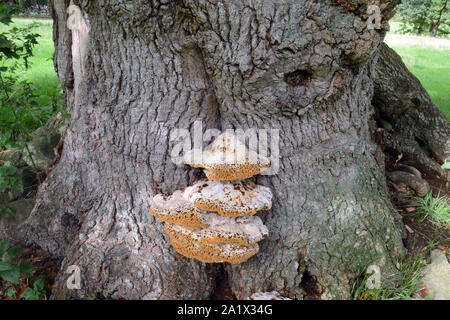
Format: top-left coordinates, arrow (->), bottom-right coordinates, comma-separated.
150,191 -> 207,229
150,132 -> 273,264
165,213 -> 269,246
183,132 -> 271,181
183,180 -> 272,217
169,234 -> 260,264
164,215 -> 265,263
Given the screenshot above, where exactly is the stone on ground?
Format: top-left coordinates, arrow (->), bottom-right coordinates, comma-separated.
420,250 -> 450,300
0,199 -> 36,227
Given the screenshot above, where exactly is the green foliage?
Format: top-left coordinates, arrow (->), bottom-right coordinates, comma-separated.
0,18 -> 62,110
0,238 -> 34,285
19,1 -> 49,10
0,3 -> 39,67
6,286 -> 16,299
0,161 -> 22,194
0,161 -> 23,213
21,275 -> 46,300
411,191 -> 450,229
0,3 -> 64,180
0,239 -> 46,300
397,0 -> 449,37
0,2 -> 46,154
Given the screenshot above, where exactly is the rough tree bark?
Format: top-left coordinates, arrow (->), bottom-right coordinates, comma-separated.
6,0 -> 445,300
374,43 -> 449,189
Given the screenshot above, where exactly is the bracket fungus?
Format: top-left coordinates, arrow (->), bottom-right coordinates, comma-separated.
149,191 -> 208,229
183,180 -> 272,217
150,132 -> 273,264
183,132 -> 271,181
165,214 -> 269,246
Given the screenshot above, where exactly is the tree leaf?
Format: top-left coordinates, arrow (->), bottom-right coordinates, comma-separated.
442,162 -> 450,169
0,265 -> 20,284
20,287 -> 38,300
0,238 -> 8,258
6,287 -> 16,299
33,275 -> 45,292
0,261 -> 13,272
19,259 -> 34,278
3,246 -> 22,262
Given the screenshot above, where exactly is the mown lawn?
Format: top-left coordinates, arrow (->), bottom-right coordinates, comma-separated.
0,18 -> 449,120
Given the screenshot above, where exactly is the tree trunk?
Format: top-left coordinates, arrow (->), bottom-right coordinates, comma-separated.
429,21 -> 440,37
374,43 -> 449,189
430,0 -> 448,37
2,0 -> 416,300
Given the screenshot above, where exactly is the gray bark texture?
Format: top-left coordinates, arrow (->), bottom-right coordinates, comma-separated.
5,0 -> 440,300
374,43 -> 450,189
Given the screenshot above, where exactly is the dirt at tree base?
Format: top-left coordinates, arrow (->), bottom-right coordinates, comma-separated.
401,215 -> 449,259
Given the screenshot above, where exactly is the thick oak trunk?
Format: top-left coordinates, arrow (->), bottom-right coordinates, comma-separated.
374,43 -> 449,189
2,0 -> 417,299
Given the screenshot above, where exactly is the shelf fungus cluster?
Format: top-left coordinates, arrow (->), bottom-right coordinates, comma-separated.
150,132 -> 273,264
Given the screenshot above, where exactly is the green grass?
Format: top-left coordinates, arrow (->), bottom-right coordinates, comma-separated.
0,18 -> 61,109
411,191 -> 450,230
353,241 -> 440,300
353,255 -> 427,300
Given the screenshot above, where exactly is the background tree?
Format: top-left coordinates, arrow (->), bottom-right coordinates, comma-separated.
0,0 -> 448,300
0,0 -> 50,16
397,0 -> 449,37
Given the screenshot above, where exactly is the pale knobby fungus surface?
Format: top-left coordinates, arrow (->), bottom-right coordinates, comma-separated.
184,132 -> 271,181
149,191 -> 207,229
165,213 -> 269,246
184,179 -> 272,217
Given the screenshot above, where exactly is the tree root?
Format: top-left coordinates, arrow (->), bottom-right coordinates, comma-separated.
387,171 -> 431,197
373,43 -> 449,189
